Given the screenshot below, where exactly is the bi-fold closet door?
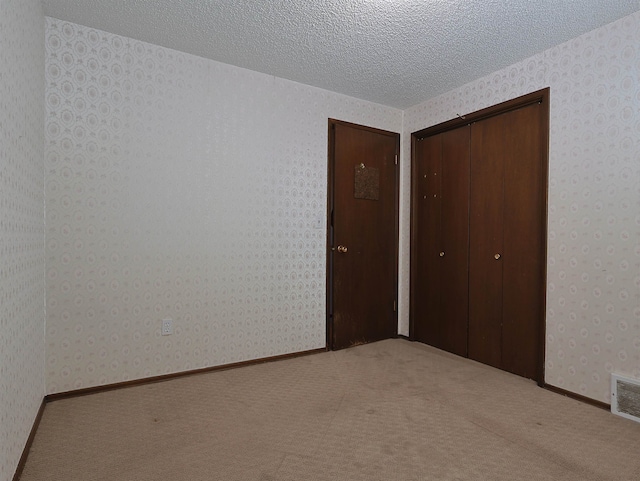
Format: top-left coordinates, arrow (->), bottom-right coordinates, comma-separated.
411,90 -> 548,382
412,126 -> 470,358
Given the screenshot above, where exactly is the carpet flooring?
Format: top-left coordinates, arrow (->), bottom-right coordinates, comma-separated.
19,339 -> 640,480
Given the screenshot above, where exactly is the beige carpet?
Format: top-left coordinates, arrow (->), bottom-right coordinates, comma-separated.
20,339 -> 640,481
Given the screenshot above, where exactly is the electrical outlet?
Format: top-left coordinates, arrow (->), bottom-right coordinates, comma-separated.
162,319 -> 173,336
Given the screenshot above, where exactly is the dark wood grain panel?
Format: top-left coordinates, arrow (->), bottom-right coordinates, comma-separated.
411,89 -> 548,384
468,114 -> 505,369
501,103 -> 546,380
439,126 -> 470,356
412,134 -> 442,346
330,121 -> 399,350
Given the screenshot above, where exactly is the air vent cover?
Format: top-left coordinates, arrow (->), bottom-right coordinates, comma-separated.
611,374 -> 640,423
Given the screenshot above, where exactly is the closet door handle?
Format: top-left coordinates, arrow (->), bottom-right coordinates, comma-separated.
439,251 -> 445,257
494,253 -> 501,260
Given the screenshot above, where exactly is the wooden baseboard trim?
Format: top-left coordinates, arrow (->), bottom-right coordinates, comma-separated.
12,398 -> 46,481
543,383 -> 610,411
395,334 -> 411,341
46,347 -> 327,402
15,348 -> 326,478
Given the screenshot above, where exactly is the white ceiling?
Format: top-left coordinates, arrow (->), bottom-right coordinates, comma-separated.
42,0 -> 640,109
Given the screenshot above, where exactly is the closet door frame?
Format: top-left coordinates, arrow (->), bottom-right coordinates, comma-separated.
409,88 -> 550,385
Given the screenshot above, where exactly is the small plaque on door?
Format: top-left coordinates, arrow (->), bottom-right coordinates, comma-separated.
354,164 -> 379,201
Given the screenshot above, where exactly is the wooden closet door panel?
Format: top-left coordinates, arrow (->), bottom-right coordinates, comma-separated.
413,135 -> 442,346
501,103 -> 546,380
412,89 -> 548,382
440,126 -> 470,356
468,115 -> 505,369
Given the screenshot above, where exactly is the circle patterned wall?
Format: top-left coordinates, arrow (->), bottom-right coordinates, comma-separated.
44,18 -> 402,393
1,1 -> 45,479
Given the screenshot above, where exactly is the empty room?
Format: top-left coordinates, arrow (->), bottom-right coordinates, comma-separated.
1,1 -> 639,480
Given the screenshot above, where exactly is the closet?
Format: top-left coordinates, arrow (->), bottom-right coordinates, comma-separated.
410,89 -> 549,383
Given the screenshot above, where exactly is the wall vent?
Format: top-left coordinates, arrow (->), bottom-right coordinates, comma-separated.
611,374 -> 640,423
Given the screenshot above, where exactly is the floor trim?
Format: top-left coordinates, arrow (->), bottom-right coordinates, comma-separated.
12,399 -> 46,481
15,348 -> 326,479
543,383 -> 610,411
15,343 -> 612,480
46,347 -> 327,402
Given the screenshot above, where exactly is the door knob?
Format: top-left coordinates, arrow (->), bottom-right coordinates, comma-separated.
494,253 -> 501,260
439,251 -> 445,257
337,245 -> 348,253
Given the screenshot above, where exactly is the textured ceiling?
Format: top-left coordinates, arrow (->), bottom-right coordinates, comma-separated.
42,0 -> 640,109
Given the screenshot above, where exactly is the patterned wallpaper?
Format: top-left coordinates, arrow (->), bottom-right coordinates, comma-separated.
43,18 -> 402,394
43,11 -> 639,403
401,11 -> 640,403
0,1 -> 45,480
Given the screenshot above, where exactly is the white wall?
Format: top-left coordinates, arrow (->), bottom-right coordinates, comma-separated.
401,11 -> 640,403
43,19 -> 403,394
0,7 -> 635,480
0,1 -> 45,480
43,11 -> 639,403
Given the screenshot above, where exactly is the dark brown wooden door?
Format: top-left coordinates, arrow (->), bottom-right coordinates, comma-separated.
328,120 -> 399,350
413,126 -> 470,356
411,89 -> 548,383
468,102 -> 547,379
468,113 -> 508,369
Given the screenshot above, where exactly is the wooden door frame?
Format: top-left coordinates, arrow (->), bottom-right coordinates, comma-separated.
409,88 -> 550,385
326,119 -> 400,350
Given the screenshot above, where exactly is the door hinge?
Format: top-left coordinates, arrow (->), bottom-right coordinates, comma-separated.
393,300 -> 397,312
395,154 -> 398,165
